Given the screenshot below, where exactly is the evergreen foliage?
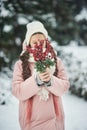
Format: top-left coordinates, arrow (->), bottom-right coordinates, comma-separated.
0,0 -> 87,69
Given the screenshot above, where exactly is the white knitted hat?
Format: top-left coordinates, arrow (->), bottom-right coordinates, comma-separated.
25,21 -> 48,45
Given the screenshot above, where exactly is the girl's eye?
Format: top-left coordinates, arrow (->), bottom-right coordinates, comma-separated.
40,40 -> 44,42
33,42 -> 37,44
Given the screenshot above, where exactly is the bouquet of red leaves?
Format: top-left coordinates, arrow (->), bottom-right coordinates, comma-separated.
27,39 -> 55,73
27,39 -> 56,101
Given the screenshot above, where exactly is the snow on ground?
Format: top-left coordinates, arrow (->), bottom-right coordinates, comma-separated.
0,96 -> 20,130
63,92 -> 87,130
0,92 -> 87,130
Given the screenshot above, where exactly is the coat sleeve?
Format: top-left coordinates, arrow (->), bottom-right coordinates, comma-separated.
47,58 -> 70,96
12,60 -> 41,101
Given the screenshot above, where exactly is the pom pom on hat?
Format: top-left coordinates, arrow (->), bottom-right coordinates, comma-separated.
25,21 -> 48,45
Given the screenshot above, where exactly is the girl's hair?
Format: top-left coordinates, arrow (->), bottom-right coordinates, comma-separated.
20,40 -> 58,122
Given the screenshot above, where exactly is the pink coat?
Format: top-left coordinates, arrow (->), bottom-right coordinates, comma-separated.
12,57 -> 70,130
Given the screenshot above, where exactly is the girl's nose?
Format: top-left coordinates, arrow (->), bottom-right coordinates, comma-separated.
37,41 -> 40,45
37,40 -> 40,45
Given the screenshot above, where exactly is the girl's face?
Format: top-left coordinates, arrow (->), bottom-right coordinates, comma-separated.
29,33 -> 46,48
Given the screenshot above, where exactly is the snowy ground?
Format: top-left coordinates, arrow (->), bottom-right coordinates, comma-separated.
0,92 -> 87,130
63,93 -> 87,130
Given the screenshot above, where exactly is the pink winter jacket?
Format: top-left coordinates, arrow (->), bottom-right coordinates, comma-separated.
12,57 -> 70,130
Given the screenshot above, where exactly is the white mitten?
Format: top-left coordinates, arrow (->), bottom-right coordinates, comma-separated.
37,87 -> 49,101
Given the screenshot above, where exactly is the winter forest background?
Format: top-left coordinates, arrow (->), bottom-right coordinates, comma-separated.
0,0 -> 87,130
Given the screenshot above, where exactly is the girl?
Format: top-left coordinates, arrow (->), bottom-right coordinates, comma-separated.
12,21 -> 70,130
